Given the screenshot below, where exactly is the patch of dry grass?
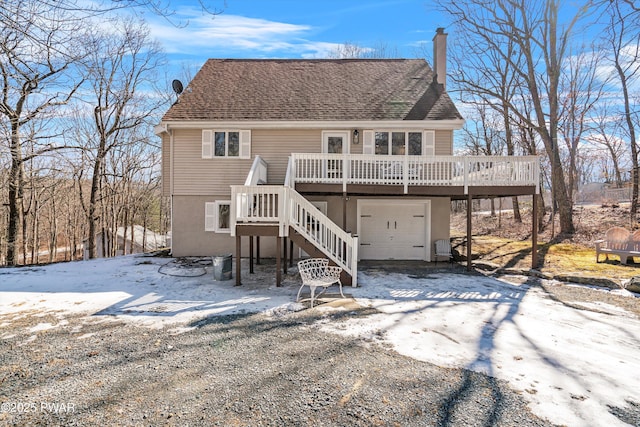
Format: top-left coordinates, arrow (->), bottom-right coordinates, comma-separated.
453,235 -> 640,280
451,205 -> 640,281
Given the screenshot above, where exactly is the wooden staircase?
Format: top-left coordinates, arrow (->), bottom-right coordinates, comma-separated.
231,156 -> 358,287
287,226 -> 353,286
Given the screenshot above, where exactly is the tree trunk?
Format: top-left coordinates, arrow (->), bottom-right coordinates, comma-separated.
536,193 -> 546,232
21,197 -> 28,265
512,197 -> 522,222
7,124 -> 24,266
548,136 -> 574,234
31,199 -> 38,264
130,222 -> 135,255
121,206 -> 128,256
7,179 -> 21,266
87,145 -> 106,259
49,196 -> 57,264
534,1 -> 574,234
142,210 -> 148,252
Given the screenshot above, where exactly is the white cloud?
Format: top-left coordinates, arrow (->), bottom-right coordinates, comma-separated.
147,11 -> 339,58
299,42 -> 351,59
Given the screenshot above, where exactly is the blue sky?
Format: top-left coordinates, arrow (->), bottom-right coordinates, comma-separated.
146,0 -> 447,73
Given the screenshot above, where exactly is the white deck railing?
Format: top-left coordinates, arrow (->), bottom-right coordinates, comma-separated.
291,154 -> 540,194
230,184 -> 358,286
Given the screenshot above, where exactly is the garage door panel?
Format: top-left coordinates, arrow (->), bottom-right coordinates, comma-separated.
358,201 -> 429,260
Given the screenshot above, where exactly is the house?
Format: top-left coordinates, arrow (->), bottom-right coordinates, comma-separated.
156,29 -> 540,287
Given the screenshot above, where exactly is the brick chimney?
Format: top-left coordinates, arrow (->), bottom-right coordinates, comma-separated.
432,27 -> 448,90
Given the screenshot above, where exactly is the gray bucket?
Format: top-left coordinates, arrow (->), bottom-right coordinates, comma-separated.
212,254 -> 233,281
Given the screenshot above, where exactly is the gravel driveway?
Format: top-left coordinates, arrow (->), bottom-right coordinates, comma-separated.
3,256 -> 639,426
1,306 -> 552,426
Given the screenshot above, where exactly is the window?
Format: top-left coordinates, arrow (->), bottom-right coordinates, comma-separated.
392,132 -> 406,155
375,131 -> 419,155
214,131 -> 239,157
202,130 -> 251,159
374,132 -> 388,154
408,132 -> 422,155
322,131 -> 350,154
205,201 -> 231,233
363,130 -> 435,156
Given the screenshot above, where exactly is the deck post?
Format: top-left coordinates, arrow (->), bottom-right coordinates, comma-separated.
256,236 -> 260,264
403,156 -> 409,194
289,239 -> 294,267
467,193 -> 472,271
532,194 -> 538,268
283,236 -> 288,275
342,192 -> 348,230
235,234 -> 241,286
249,236 -> 254,274
343,154 -> 348,192
276,237 -> 282,287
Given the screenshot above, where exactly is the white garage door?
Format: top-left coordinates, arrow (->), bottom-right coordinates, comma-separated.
358,201 -> 430,260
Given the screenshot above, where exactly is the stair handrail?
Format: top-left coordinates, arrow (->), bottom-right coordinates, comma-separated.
284,155 -> 294,188
286,188 -> 357,286
245,155 -> 268,186
283,158 -> 357,285
233,158 -> 358,285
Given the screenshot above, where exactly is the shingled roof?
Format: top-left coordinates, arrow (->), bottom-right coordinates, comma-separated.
162,59 -> 462,122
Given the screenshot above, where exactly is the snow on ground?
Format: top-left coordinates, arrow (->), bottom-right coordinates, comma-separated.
1,254 -> 639,427
0,255 -> 300,331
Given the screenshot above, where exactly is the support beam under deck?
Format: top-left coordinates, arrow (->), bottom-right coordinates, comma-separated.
467,193 -> 472,271
234,225 -> 282,287
532,194 -> 538,268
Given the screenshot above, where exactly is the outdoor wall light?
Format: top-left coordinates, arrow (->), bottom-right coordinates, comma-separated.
353,129 -> 360,144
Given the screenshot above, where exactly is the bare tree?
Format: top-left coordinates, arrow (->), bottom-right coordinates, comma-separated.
604,0 -> 640,214
0,0 -> 88,265
327,41 -> 400,59
447,17 -> 528,222
438,0 -> 594,234
558,47 -> 605,201
586,101 -> 630,188
78,18 -> 166,259
0,0 -> 226,42
460,102 -> 508,216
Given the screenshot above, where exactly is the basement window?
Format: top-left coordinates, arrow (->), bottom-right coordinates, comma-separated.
205,201 -> 231,233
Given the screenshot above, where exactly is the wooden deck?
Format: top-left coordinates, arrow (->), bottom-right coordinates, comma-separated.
294,182 -> 536,199
290,154 -> 540,196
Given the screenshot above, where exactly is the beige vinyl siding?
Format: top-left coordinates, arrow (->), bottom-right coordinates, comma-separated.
172,195 -> 281,257
252,129 -> 321,184
170,127 -> 454,196
350,136 -> 364,154
428,197 -> 451,255
172,129 -> 253,196
434,129 -> 453,155
161,134 -> 170,197
171,194 -> 450,259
